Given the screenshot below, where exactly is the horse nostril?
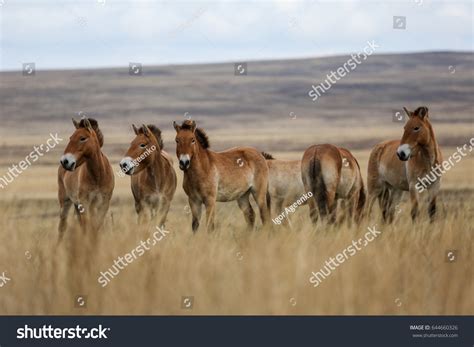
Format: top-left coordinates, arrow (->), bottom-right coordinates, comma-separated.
63,159 -> 69,165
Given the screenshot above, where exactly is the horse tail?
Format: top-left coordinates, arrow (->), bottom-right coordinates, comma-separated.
352,156 -> 366,223
356,180 -> 366,223
266,184 -> 271,214
309,157 -> 328,215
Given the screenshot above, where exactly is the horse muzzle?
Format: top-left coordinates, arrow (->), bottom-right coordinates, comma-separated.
119,158 -> 135,176
179,159 -> 190,171
396,145 -> 411,161
60,154 -> 76,171
178,154 -> 191,171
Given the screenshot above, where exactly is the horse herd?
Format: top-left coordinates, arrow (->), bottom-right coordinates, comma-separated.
57,106 -> 441,239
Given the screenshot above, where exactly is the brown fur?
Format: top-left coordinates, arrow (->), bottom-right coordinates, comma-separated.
57,118 -> 114,241
265,158 -> 307,227
174,120 -> 271,232
367,106 -> 442,223
301,144 -> 365,225
121,124 -> 177,227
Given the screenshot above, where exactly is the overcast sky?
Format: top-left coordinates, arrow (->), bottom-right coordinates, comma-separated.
0,0 -> 472,71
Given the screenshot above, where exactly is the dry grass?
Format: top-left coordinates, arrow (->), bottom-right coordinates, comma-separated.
0,149 -> 472,315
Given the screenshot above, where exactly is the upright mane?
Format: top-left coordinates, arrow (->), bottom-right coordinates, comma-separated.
138,125 -> 164,149
413,106 -> 429,117
261,152 -> 275,160
78,118 -> 104,148
181,120 -> 210,149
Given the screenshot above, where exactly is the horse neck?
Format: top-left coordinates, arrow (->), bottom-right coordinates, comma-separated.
421,122 -> 441,167
188,143 -> 211,173
145,147 -> 165,185
84,147 -> 108,183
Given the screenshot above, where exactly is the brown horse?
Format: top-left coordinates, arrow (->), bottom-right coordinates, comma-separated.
58,118 -> 114,240
262,152 -> 307,227
173,120 -> 271,232
301,144 -> 365,225
119,124 -> 177,227
367,106 -> 442,223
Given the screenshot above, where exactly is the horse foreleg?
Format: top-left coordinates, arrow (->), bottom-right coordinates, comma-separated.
386,190 -> 402,224
409,188 -> 419,222
157,198 -> 172,229
237,192 -> 255,231
58,198 -> 73,242
428,196 -> 437,222
189,198 -> 202,233
204,198 -> 216,232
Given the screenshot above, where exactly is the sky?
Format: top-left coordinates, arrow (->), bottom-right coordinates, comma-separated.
0,0 -> 472,71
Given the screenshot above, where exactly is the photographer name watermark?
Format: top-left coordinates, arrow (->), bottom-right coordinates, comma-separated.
272,191 -> 313,225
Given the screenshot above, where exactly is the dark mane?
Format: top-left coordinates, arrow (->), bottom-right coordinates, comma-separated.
414,106 -> 429,117
181,120 -> 210,149
78,118 -> 104,147
261,152 -> 275,160
138,125 -> 164,149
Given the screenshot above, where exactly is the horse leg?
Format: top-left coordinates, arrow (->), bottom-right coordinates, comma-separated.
136,201 -> 149,226
276,199 -> 291,228
204,197 -> 217,232
354,183 -> 366,225
409,188 -> 420,222
237,192 -> 255,231
428,195 -> 437,222
379,187 -> 393,224
251,186 -> 270,228
387,190 -> 403,224
327,191 -> 337,224
58,198 -> 72,242
365,192 -> 378,222
157,197 -> 172,229
189,198 -> 202,233
75,202 -> 91,234
307,198 -> 318,226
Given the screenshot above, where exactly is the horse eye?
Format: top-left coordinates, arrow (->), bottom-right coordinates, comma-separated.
191,139 -> 196,144
414,127 -> 420,132
80,137 -> 87,142
140,143 -> 146,148
175,139 -> 179,143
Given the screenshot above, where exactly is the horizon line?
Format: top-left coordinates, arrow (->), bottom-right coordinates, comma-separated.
1,49 -> 472,73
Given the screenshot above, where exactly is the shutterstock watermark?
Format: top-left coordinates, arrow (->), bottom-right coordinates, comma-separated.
309,225 -> 382,288
17,325 -> 110,339
272,191 -> 313,225
308,40 -> 380,102
416,137 -> 474,193
0,133 -> 63,189
98,225 -> 170,287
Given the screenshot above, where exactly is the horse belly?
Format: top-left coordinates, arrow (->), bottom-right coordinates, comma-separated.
216,174 -> 252,202
379,162 -> 409,191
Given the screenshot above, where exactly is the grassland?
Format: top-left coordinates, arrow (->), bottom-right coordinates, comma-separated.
0,52 -> 472,315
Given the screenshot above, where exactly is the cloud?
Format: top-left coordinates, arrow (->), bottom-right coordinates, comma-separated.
0,0 -> 472,70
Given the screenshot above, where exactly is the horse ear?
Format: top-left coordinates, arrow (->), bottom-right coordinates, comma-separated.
173,121 -> 181,132
132,124 -> 139,135
403,107 -> 412,118
72,118 -> 79,129
142,124 -> 150,137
